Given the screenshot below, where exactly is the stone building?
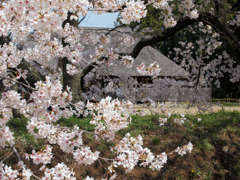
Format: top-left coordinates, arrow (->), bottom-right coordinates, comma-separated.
20,26 -> 211,103
96,45 -> 211,102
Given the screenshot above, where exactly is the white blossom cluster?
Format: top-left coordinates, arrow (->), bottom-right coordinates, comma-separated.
27,117 -> 58,139
73,146 -> 100,165
95,46 -> 119,65
229,11 -> 240,26
27,119 -> 99,166
121,55 -> 134,68
171,22 -> 238,88
158,114 -> 198,126
57,126 -> 83,153
0,127 -> 15,148
179,0 -> 199,19
26,77 -> 74,122
26,145 -> 53,165
120,34 -> 136,47
120,0 -> 147,24
164,16 -> 177,28
131,110 -> 145,116
151,0 -> 177,29
87,96 -> 133,141
175,142 -> 193,156
113,133 -> 166,172
137,62 -> 162,77
0,161 -> 33,180
112,133 -> 193,173
42,163 -> 76,180
0,43 -> 24,76
142,97 -> 157,108
159,118 -> 168,126
0,0 -> 91,38
174,114 -> 187,125
66,64 -> 79,76
0,163 -> 19,179
0,90 -> 26,148
105,82 -> 115,92
93,0 -> 121,12
152,0 -> 171,10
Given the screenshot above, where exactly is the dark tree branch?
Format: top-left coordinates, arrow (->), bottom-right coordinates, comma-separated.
127,11 -> 239,63
79,15 -> 86,25
129,17 -> 197,58
80,62 -> 98,90
105,24 -> 126,36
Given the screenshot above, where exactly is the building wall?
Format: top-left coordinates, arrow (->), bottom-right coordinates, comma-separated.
134,87 -> 211,102
104,82 -> 212,103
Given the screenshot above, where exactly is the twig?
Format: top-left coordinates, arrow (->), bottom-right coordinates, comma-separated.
99,157 -> 115,162
31,173 -> 42,180
98,159 -> 108,170
13,147 -> 21,162
1,150 -> 14,163
13,147 -> 41,180
1,76 -> 37,91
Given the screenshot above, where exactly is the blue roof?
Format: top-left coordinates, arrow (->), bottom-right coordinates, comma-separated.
79,12 -> 120,28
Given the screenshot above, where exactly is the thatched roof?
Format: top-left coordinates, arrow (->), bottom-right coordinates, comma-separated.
99,46 -> 189,78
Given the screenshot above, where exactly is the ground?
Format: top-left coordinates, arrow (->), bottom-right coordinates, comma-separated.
130,102 -> 240,115
1,107 -> 240,179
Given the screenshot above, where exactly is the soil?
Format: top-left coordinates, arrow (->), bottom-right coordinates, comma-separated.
1,121 -> 240,180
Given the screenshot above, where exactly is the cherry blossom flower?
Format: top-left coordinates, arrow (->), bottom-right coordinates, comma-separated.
26,145 -> 53,165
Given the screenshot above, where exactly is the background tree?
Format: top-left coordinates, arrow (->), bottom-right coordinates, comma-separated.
118,0 -> 240,99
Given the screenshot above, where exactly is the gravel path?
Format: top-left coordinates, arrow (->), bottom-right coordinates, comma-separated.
130,103 -> 240,115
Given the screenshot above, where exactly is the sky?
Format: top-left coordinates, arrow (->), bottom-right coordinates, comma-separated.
79,12 -> 120,28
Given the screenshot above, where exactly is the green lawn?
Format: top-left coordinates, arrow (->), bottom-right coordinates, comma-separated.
220,102 -> 240,107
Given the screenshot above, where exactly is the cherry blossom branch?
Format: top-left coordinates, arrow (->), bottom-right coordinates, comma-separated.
1,76 -> 37,91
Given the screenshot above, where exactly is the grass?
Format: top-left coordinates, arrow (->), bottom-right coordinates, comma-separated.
4,110 -> 240,179
214,102 -> 240,107
6,117 -> 45,150
57,116 -> 94,131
